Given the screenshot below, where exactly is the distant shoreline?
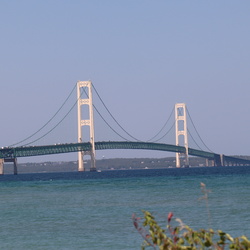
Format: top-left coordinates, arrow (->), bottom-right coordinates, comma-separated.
3,156 -> 250,174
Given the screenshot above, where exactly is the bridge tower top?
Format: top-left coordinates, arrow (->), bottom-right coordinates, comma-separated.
175,103 -> 189,168
77,81 -> 96,171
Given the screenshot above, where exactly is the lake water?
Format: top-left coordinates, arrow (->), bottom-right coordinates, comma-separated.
0,166 -> 249,249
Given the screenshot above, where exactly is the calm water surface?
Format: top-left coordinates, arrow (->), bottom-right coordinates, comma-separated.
0,166 -> 249,249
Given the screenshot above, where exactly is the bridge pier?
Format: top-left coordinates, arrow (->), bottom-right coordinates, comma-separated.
203,156 -> 222,167
0,158 -> 18,175
13,158 -> 17,175
78,151 -> 84,172
213,154 -> 223,167
0,159 -> 4,175
205,159 -> 209,167
207,159 -> 215,167
220,154 -> 225,166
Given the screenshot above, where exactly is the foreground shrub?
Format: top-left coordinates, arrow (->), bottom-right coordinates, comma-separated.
132,210 -> 250,250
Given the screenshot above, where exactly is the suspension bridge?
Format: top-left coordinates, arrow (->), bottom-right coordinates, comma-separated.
1,81 -> 249,174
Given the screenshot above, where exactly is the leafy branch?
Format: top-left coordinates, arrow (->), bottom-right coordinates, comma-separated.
133,183 -> 250,249
133,210 -> 250,249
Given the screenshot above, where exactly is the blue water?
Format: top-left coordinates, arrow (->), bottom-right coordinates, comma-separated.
0,166 -> 250,249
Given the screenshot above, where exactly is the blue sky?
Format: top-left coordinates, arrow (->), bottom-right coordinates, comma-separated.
1,1 -> 250,162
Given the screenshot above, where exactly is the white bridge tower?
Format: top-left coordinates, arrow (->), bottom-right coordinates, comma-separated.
77,81 -> 96,171
175,103 -> 189,168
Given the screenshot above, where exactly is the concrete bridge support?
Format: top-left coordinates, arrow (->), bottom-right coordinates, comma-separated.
220,154 -> 225,166
0,159 -> 4,175
0,158 -> 18,175
13,158 -> 17,175
205,159 -> 213,167
213,154 -> 223,166
206,155 -> 225,167
205,159 -> 215,167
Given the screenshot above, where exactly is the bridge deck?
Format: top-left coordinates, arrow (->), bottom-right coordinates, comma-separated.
0,141 -> 249,166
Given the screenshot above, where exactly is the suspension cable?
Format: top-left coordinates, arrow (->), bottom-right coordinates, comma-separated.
187,129 -> 203,150
23,83 -> 133,146
21,86 -> 79,146
9,83 -> 77,147
151,120 -> 176,143
92,83 -> 141,141
93,105 -> 130,141
186,108 -> 213,152
147,107 -> 175,142
80,86 -> 131,141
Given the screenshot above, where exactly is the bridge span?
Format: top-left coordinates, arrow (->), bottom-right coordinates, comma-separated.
2,82 -> 250,174
1,141 -> 250,174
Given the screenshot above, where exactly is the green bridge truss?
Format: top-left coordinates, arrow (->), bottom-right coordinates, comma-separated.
1,141 -> 250,166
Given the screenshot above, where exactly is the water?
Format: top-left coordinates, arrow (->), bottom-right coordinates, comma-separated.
0,166 -> 250,249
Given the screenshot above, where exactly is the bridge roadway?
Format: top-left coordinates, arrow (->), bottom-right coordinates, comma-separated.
1,141 -> 250,166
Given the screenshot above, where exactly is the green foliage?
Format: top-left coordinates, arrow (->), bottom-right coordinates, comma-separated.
133,183 -> 250,249
132,210 -> 250,250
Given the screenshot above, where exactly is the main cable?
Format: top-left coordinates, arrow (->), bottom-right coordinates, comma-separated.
186,108 -> 213,152
21,85 -> 79,146
9,83 -> 77,147
147,107 -> 175,142
80,86 -> 131,141
187,129 -> 203,150
151,118 -> 176,143
93,105 -> 130,141
92,83 -> 141,141
24,84 -> 132,146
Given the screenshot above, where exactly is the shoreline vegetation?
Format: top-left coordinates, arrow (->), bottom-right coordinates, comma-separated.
133,183 -> 250,249
133,210 -> 250,250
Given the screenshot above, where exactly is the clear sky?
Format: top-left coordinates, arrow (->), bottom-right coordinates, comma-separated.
1,1 -> 250,162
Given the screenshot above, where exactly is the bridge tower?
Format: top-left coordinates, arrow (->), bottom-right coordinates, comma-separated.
77,81 -> 96,171
175,103 -> 189,168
